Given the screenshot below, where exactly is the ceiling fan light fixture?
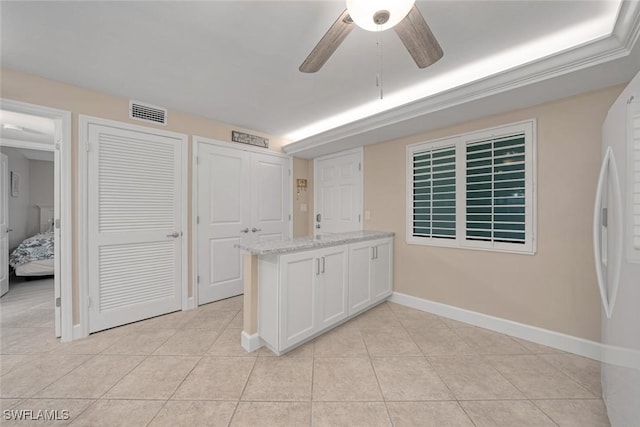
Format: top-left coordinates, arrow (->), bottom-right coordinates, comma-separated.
346,0 -> 415,32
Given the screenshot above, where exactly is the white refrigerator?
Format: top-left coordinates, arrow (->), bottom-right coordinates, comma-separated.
596,70 -> 640,426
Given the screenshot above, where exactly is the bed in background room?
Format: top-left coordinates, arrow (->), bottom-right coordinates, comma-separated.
8,206 -> 55,276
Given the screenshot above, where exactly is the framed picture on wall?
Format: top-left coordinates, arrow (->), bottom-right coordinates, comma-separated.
10,171 -> 19,197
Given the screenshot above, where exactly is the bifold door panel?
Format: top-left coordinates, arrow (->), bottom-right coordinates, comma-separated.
197,144 -> 249,305
197,141 -> 290,305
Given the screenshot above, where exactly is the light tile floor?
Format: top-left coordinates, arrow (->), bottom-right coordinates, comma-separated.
0,279 -> 610,426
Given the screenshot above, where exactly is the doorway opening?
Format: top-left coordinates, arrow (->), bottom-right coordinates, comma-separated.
0,100 -> 72,341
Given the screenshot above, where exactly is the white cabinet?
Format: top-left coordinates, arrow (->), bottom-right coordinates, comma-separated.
371,238 -> 393,302
278,246 -> 348,350
316,246 -> 349,329
279,250 -> 318,349
257,236 -> 392,355
348,237 -> 393,316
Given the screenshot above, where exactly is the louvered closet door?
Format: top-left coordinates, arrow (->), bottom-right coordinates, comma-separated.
87,124 -> 183,333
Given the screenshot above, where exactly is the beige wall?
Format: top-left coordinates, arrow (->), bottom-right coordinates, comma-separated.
364,85 -> 624,342
1,68 -> 291,324
292,157 -> 311,237
2,67 -> 621,341
28,159 -> 54,236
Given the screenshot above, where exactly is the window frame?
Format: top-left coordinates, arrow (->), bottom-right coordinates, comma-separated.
406,119 -> 537,255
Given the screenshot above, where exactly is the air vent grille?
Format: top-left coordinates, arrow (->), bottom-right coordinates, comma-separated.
129,101 -> 167,125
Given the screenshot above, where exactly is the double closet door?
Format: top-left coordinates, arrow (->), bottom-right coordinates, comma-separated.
197,140 -> 290,305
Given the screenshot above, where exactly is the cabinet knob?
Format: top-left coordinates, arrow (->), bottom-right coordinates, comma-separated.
240,228 -> 249,233
251,228 -> 261,233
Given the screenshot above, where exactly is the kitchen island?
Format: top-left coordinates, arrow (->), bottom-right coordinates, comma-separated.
237,230 -> 394,355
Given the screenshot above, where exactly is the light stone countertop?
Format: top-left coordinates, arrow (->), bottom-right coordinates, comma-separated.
236,230 -> 395,256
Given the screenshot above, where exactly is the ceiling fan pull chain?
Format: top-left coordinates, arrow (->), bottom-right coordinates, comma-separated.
377,26 -> 384,100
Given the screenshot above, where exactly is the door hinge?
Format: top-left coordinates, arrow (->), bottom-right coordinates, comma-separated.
87,297 -> 92,308
602,207 -> 608,227
55,297 -> 61,307
85,141 -> 90,152
197,275 -> 200,284
55,219 -> 61,229
358,162 -> 361,171
196,155 -> 199,165
196,216 -> 200,225
289,169 -> 291,176
289,214 -> 291,221
358,214 -> 361,222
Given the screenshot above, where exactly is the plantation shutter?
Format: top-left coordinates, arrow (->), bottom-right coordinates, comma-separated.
465,134 -> 526,245
412,145 -> 456,239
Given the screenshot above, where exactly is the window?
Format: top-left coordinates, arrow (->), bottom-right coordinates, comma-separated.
412,144 -> 456,239
407,120 -> 536,254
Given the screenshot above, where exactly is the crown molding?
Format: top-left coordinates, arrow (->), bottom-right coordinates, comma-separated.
283,1 -> 640,158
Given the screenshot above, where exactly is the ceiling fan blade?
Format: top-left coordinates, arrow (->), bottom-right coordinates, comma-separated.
394,5 -> 443,69
300,10 -> 354,73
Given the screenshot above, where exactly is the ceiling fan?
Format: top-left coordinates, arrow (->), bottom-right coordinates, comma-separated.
300,0 -> 443,73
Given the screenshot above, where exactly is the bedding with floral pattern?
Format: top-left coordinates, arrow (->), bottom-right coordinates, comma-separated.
8,232 -> 54,269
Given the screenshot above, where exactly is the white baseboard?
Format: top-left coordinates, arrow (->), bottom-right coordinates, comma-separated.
72,323 -> 87,341
241,331 -> 263,353
389,291 -> 606,361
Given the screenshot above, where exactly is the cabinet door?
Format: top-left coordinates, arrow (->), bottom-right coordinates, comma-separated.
348,241 -> 372,315
371,238 -> 393,302
318,246 -> 349,329
280,250 -> 318,349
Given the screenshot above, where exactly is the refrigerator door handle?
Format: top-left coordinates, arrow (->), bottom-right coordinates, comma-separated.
593,147 -> 623,319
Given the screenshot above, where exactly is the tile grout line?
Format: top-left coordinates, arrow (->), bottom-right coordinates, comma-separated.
15,351 -> 97,400
143,353 -> 205,427
389,301 -> 478,427
528,398 -> 562,427
367,304 -> 399,426
227,351 -> 260,426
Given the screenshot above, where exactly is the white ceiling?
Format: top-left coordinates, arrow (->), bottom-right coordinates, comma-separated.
0,110 -> 56,145
1,1 -> 638,155
17,148 -> 55,162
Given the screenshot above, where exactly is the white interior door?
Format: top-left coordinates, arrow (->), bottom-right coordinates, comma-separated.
87,123 -> 183,333
197,143 -> 249,305
251,153 -> 290,242
314,149 -> 362,234
0,153 -> 8,297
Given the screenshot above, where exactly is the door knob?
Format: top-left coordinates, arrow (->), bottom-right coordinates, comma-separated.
6,228 -> 12,233
166,232 -> 180,238
251,228 -> 261,232
240,228 -> 249,233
